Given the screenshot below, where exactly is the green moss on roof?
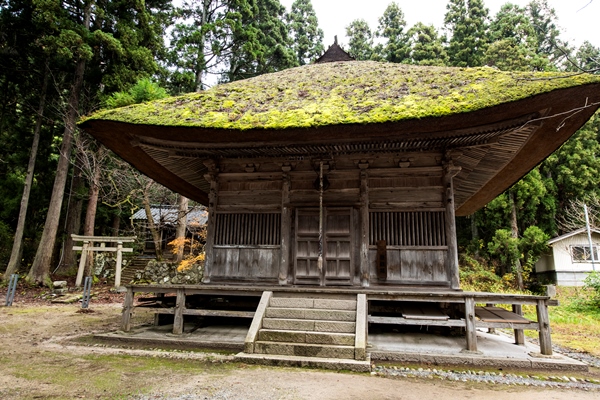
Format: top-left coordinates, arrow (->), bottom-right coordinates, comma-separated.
81,62 -> 600,130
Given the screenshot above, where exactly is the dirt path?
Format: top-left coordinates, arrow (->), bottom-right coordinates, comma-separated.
0,302 -> 598,400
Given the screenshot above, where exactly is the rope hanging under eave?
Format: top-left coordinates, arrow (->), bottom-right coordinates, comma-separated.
318,161 -> 324,277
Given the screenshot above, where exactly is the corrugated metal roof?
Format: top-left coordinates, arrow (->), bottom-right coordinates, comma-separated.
548,227 -> 600,245
131,206 -> 207,226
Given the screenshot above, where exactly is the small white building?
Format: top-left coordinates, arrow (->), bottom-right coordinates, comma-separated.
535,228 -> 600,286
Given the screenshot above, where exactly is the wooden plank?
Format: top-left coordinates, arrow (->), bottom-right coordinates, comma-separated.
401,303 -> 449,320
72,246 -> 134,252
72,234 -> 136,242
475,306 -> 531,324
368,316 -> 465,327
182,309 -> 255,318
475,321 -> 539,330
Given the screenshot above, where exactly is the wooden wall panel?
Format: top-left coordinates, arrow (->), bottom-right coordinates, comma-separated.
238,248 -> 280,278
368,249 -> 448,283
213,248 -> 240,277
400,250 -> 447,282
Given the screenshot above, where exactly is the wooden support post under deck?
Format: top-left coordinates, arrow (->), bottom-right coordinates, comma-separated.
359,167 -> 370,287
464,296 -> 478,352
512,304 -> 525,345
444,162 -> 461,290
173,289 -> 185,334
279,172 -> 291,285
154,293 -> 165,326
121,286 -> 134,332
537,299 -> 552,355
202,170 -> 219,284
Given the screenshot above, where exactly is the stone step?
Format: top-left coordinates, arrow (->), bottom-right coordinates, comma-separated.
258,329 -> 355,346
262,317 -> 356,333
254,341 -> 356,359
269,297 -> 357,310
264,307 -> 356,321
235,352 -> 371,373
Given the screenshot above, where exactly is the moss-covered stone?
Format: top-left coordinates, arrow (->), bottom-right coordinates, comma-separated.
80,61 -> 600,130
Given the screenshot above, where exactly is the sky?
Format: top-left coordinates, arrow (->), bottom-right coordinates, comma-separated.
279,0 -> 599,49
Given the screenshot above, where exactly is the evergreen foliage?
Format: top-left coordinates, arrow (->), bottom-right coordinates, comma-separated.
287,0 -> 324,65
345,19 -> 374,61
407,23 -> 448,66
444,0 -> 490,67
375,2 -> 410,63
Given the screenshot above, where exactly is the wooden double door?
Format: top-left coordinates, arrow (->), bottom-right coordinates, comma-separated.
294,207 -> 354,285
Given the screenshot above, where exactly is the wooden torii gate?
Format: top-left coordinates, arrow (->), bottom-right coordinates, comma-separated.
72,234 -> 137,288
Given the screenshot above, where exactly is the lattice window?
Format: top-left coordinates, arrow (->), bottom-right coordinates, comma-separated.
369,211 -> 446,246
570,245 -> 599,262
215,213 -> 281,245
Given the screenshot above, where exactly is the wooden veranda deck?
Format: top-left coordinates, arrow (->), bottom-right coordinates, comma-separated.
121,284 -> 554,356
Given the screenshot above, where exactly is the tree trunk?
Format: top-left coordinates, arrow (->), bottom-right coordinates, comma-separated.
4,64 -> 48,281
57,158 -> 85,273
470,213 -> 479,256
27,4 -> 91,286
509,190 -> 524,290
27,62 -> 87,284
175,195 -> 189,263
82,153 -> 103,278
143,182 -> 162,260
111,213 -> 120,236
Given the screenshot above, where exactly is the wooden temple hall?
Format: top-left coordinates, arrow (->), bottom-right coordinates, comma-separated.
80,48 -> 600,368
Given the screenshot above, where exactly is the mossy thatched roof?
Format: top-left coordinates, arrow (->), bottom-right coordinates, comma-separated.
82,61 -> 600,131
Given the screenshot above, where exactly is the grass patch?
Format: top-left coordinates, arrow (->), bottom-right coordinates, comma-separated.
522,286 -> 600,356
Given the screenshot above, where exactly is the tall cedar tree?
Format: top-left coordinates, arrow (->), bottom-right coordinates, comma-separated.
376,2 -> 410,63
287,0 -> 324,66
407,22 -> 448,66
345,19 -> 373,61
227,0 -> 297,82
526,0 -> 564,70
0,1 -> 59,276
25,0 -> 171,284
444,0 -> 490,67
484,3 -> 536,71
167,0 -> 254,93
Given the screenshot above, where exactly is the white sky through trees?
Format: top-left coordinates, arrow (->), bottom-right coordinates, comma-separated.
280,0 -> 599,49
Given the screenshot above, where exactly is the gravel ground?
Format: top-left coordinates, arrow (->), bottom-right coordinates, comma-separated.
371,365 -> 600,390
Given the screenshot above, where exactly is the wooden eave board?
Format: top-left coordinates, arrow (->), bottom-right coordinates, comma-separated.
475,306 -> 531,324
401,303 -> 449,320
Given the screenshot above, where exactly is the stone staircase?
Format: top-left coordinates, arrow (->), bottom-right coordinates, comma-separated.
236,292 -> 370,372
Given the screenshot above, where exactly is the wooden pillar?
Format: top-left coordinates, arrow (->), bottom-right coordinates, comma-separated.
537,299 -> 553,355
202,165 -> 219,284
512,304 -> 525,345
279,170 -> 291,285
359,165 -> 370,287
173,288 -> 185,335
121,286 -> 134,332
464,296 -> 478,352
444,161 -> 461,290
75,240 -> 89,287
154,293 -> 165,326
114,241 -> 123,288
